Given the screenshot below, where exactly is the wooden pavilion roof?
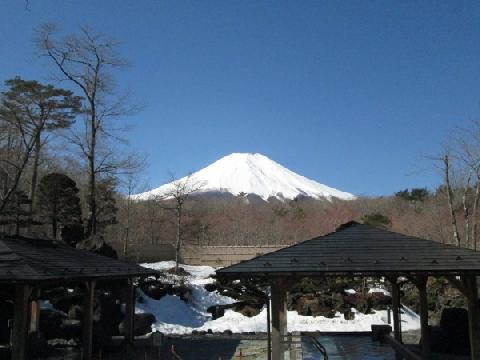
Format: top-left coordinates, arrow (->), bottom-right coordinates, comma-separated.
216,222 -> 480,278
0,235 -> 156,282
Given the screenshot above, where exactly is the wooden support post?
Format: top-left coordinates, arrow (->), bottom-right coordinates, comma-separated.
29,300 -> 40,334
462,275 -> 480,360
271,279 -> 287,360
82,280 -> 96,360
413,276 -> 430,360
124,278 -> 135,345
390,279 -> 402,344
266,295 -> 272,360
12,284 -> 31,360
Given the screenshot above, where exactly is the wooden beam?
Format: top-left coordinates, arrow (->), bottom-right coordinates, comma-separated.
29,295 -> 40,334
411,275 -> 430,359
124,278 -> 135,344
462,275 -> 480,360
266,295 -> 272,360
12,284 -> 31,360
271,279 -> 287,360
389,278 -> 402,343
82,280 -> 96,360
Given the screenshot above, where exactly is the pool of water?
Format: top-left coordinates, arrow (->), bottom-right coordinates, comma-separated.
302,335 -> 395,360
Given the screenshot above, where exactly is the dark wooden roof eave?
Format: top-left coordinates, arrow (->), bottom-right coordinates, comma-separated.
217,269 -> 480,279
0,235 -> 159,283
0,272 -> 157,285
216,222 -> 480,279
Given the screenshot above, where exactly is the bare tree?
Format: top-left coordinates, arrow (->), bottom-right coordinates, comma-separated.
436,120 -> 480,249
118,154 -> 147,257
36,24 -> 135,237
156,173 -> 204,272
455,120 -> 480,250
443,154 -> 462,247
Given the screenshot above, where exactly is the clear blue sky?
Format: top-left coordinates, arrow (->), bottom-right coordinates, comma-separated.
1,1 -> 480,196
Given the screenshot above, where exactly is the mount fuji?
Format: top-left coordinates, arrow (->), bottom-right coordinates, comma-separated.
134,153 -> 355,201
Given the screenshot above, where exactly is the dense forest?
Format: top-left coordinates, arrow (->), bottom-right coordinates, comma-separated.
1,24 -> 480,262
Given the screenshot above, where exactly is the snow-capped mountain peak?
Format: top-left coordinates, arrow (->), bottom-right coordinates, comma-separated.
134,153 -> 355,201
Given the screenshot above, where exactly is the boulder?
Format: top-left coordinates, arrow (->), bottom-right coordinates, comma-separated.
68,305 -> 83,320
28,332 -> 48,357
439,307 -> 470,355
119,313 -> 156,336
174,285 -> 192,302
208,305 -> 226,320
98,293 -> 123,337
167,266 -> 191,276
0,299 -> 13,343
343,309 -> 355,320
204,283 -> 217,292
368,292 -> 391,310
429,326 -> 450,354
76,234 -> 118,259
40,309 -> 67,340
59,319 -> 81,340
49,290 -> 83,314
292,295 -> 337,317
232,302 -> 262,317
343,293 -> 371,313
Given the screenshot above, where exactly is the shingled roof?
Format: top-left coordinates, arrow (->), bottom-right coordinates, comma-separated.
216,222 -> 480,278
0,235 -> 156,282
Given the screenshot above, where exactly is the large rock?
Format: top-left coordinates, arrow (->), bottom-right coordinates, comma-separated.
429,327 -> 450,354
60,319 -> 81,340
119,313 -> 156,336
48,288 -> 83,314
368,292 -> 391,310
291,295 -> 337,317
439,307 -> 470,355
102,295 -> 122,336
232,302 -> 262,317
207,301 -> 263,319
0,299 -> 13,343
76,234 -> 118,259
40,309 -> 67,340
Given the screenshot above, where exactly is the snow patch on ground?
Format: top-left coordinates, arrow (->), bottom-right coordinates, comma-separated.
138,261 -> 420,334
368,287 -> 391,296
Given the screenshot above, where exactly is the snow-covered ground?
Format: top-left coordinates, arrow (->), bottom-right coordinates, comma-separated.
139,261 -> 420,335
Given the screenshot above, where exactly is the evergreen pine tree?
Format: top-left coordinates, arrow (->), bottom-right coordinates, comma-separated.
36,173 -> 82,240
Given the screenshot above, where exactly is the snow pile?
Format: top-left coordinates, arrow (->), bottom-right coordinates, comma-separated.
133,153 -> 356,201
138,261 -> 420,334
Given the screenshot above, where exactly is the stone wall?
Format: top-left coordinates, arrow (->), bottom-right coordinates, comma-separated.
180,245 -> 286,267
117,243 -> 177,263
116,242 -> 285,267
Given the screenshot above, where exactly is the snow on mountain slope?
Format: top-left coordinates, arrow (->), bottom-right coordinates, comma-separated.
134,153 -> 355,201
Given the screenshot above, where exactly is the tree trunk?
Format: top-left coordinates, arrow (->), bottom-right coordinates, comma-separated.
86,106 -> 97,237
29,133 -> 41,215
463,172 -> 472,248
52,216 -> 57,239
444,155 -> 462,247
472,178 -> 480,251
0,144 -> 35,214
175,207 -> 181,273
123,196 -> 131,257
